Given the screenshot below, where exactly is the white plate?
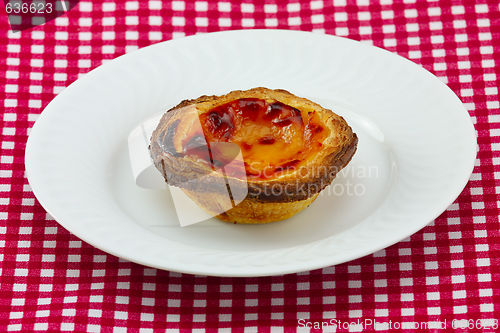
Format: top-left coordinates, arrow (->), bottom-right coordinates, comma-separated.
25,30 -> 476,277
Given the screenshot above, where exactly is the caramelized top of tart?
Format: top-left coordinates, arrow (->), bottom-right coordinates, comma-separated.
177,98 -> 329,180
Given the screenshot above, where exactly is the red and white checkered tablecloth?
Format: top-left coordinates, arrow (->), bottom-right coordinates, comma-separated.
1,0 -> 499,332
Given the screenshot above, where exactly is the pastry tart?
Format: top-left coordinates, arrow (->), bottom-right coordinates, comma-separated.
150,87 -> 358,224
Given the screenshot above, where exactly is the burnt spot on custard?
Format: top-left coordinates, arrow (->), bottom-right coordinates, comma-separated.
258,137 -> 276,145
203,107 -> 236,141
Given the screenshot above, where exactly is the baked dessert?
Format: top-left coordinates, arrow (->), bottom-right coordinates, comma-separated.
150,87 -> 358,224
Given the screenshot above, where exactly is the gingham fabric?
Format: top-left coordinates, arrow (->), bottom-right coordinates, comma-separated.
1,1 -> 499,332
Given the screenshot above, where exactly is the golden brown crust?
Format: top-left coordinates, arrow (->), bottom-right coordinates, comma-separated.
181,188 -> 320,224
150,87 -> 357,223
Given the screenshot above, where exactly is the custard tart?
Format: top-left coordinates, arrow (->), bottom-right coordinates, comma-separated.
150,87 -> 358,224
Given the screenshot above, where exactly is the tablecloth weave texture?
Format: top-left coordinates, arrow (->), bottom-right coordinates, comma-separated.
1,0 -> 499,332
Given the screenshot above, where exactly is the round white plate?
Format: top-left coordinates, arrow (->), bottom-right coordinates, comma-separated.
25,30 -> 476,277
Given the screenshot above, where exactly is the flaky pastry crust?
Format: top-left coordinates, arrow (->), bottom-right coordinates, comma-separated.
150,87 -> 358,223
